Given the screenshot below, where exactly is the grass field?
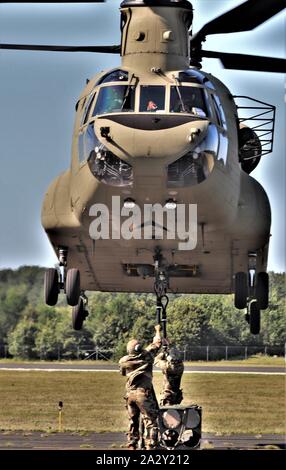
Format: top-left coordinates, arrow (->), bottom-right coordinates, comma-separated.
0,355 -> 284,367
0,371 -> 284,434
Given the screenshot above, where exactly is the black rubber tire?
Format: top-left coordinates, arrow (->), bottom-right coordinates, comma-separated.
72,298 -> 85,331
234,272 -> 248,309
66,268 -> 80,306
44,268 -> 59,306
256,272 -> 269,310
250,301 -> 261,335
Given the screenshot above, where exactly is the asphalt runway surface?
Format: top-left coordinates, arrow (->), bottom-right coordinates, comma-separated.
0,363 -> 284,374
0,431 -> 284,450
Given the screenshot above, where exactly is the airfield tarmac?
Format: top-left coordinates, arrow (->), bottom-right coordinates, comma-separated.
0,431 -> 284,450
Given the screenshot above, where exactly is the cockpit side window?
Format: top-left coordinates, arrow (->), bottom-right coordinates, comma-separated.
211,94 -> 222,126
81,93 -> 96,125
96,69 -> 128,85
92,85 -> 135,116
208,93 -> 228,163
211,94 -> 227,130
139,86 -> 165,112
78,122 -> 98,162
170,86 -> 207,117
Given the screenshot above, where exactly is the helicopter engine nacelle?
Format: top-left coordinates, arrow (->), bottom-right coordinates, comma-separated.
238,124 -> 262,174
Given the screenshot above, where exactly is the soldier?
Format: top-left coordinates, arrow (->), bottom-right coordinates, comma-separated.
119,325 -> 166,450
155,347 -> 184,406
147,100 -> 158,111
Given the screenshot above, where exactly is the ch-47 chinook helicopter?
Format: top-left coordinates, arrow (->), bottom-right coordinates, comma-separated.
2,0 -> 285,334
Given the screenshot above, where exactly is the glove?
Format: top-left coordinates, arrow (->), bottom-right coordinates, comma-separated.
154,324 -> 161,338
153,324 -> 162,345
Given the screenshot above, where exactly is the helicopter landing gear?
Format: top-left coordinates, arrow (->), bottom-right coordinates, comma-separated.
44,268 -> 59,306
72,293 -> 89,331
242,300 -> 261,335
249,300 -> 260,335
235,253 -> 268,335
44,246 -> 67,306
66,268 -> 81,306
44,246 -> 86,330
44,246 -> 81,308
59,247 -> 81,306
58,247 -> 81,307
255,272 -> 269,310
234,272 -> 248,309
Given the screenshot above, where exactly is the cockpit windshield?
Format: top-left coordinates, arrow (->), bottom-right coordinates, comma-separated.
90,79 -> 212,118
139,86 -> 165,112
170,86 -> 207,117
93,85 -> 135,116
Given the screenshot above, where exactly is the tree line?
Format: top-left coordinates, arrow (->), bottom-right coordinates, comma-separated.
0,266 -> 285,360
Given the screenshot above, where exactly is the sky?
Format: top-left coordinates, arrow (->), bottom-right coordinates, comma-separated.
0,0 -> 285,272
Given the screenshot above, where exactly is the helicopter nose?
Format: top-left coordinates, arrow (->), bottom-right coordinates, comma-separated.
95,115 -> 210,161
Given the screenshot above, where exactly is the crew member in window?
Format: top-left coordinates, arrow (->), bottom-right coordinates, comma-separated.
147,100 -> 158,111
109,87 -> 123,111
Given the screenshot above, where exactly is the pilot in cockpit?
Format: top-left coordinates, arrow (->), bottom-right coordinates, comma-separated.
180,97 -> 206,117
172,89 -> 206,117
147,100 -> 158,111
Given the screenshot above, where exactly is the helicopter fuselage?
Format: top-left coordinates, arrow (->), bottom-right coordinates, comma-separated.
42,65 -> 271,294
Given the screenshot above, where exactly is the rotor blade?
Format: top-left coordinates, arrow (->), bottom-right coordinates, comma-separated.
0,44 -> 121,53
202,50 -> 286,73
194,0 -> 285,40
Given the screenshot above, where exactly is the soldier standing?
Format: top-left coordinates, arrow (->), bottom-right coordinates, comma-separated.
155,347 -> 184,406
119,325 -> 166,450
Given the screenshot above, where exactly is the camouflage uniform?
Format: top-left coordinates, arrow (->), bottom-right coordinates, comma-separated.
155,349 -> 184,406
119,341 -> 161,449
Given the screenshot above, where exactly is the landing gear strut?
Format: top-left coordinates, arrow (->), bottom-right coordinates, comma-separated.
234,252 -> 269,335
58,247 -> 81,307
44,248 -> 67,305
58,246 -> 68,290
